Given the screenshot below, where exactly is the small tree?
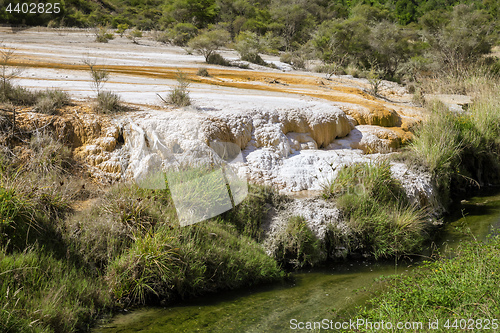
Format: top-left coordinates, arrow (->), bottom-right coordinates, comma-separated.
188,30 -> 230,62
127,29 -> 143,44
367,63 -> 384,96
94,26 -> 114,43
159,71 -> 191,107
82,57 -> 109,97
116,24 -> 129,38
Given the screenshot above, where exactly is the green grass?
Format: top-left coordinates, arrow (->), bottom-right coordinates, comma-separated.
0,245 -> 111,333
273,216 -> 325,268
94,91 -> 123,113
107,221 -> 284,306
409,83 -> 500,205
358,235 -> 500,332
221,184 -> 286,241
323,160 -> 429,258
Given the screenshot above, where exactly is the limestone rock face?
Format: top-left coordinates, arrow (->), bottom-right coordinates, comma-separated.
351,125 -> 404,154
340,104 -> 401,127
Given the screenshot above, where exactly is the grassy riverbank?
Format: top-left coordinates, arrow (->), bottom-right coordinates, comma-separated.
357,234 -> 500,332
349,72 -> 500,332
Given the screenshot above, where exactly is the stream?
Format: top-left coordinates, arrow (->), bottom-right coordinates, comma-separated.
93,190 -> 500,333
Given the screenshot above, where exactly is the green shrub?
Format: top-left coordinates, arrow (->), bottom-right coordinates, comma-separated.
280,52 -> 305,69
196,67 -> 210,77
324,161 -> 428,258
116,23 -> 129,37
94,91 -> 122,113
241,52 -> 267,66
127,28 -> 143,44
345,63 -> 362,78
315,63 -> 345,79
34,89 -> 71,115
206,53 -> 231,66
188,29 -> 230,62
94,26 -> 114,43
165,71 -> 191,107
166,23 -> 198,46
234,31 -> 268,66
274,216 -> 325,268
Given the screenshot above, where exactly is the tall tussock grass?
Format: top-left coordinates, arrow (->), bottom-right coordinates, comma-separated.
0,81 -> 71,114
273,215 -> 325,268
410,76 -> 500,204
107,221 -> 283,305
323,160 -> 429,258
0,133 -> 110,333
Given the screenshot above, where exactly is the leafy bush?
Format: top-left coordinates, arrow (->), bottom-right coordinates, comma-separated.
280,52 -> 305,69
206,53 -> 230,66
116,23 -> 129,37
196,67 -> 210,77
94,91 -> 123,113
127,28 -> 143,44
34,89 -> 71,115
94,26 -> 114,43
234,31 -> 265,65
421,5 -> 495,75
241,52 -> 267,66
165,71 -> 191,107
166,23 -> 198,46
188,29 -> 230,62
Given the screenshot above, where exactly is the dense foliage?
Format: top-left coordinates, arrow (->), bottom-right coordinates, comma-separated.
2,1 -> 498,80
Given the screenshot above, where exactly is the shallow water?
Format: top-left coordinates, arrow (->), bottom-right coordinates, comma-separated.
93,190 -> 500,333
